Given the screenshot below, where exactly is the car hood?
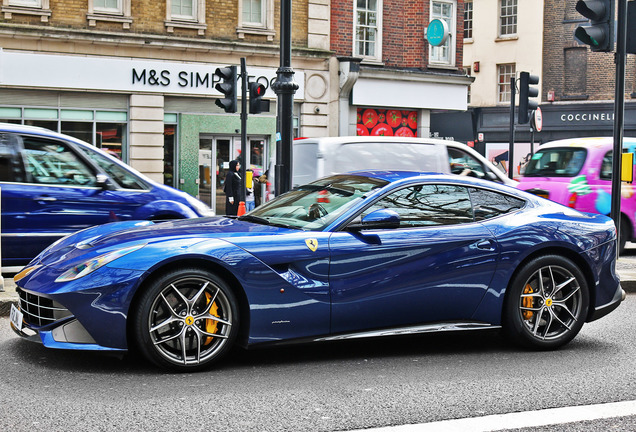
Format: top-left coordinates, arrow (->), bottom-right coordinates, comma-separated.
32,217 -> 294,269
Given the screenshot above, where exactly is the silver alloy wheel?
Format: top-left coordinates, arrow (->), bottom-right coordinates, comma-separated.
518,265 -> 583,341
147,276 -> 233,366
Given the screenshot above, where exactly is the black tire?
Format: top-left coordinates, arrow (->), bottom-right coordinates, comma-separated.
502,255 -> 589,350
131,268 -> 239,372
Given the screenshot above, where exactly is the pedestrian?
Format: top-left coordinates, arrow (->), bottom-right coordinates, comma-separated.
245,169 -> 255,212
224,159 -> 241,215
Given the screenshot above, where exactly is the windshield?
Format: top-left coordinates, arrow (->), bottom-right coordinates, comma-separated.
241,174 -> 389,230
523,147 -> 587,177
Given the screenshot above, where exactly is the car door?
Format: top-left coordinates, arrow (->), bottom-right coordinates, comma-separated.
0,133 -> 140,266
328,183 -> 500,334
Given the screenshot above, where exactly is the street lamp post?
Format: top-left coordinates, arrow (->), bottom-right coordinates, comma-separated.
271,0 -> 299,196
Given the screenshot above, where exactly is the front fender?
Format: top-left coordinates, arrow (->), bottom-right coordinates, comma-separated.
132,200 -> 198,220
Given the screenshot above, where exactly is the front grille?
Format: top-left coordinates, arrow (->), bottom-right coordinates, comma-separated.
17,288 -> 72,327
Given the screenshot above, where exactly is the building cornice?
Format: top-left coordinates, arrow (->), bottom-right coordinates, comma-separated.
0,23 -> 332,59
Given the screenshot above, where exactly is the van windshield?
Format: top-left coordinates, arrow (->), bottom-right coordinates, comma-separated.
523,148 -> 587,177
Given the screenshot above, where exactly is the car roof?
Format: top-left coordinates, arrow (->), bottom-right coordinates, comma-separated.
538,137 -> 636,149
294,136 -> 464,147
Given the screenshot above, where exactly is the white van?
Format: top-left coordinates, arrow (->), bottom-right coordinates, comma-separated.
292,136 -> 516,187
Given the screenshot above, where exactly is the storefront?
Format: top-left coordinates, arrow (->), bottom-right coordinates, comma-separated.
0,49 -> 320,215
337,59 -> 473,138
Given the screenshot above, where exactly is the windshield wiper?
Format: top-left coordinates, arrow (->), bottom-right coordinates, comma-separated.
297,184 -> 354,197
237,215 -> 271,225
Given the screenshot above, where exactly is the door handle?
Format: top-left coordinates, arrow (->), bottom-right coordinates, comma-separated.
35,196 -> 57,202
476,239 -> 495,250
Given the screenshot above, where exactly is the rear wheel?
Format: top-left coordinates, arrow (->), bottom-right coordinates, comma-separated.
132,268 -> 239,371
503,255 -> 589,350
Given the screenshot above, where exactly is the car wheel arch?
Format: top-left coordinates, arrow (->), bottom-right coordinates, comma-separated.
500,246 -> 596,323
125,257 -> 251,351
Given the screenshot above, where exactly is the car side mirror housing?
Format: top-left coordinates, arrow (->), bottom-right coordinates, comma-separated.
96,174 -> 110,190
348,209 -> 401,230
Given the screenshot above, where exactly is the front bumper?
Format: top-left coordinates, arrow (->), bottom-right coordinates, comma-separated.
588,283 -> 626,322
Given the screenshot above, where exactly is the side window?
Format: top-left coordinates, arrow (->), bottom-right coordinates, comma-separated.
21,138 -> 97,187
600,151 -> 612,180
0,133 -> 23,182
448,147 -> 489,180
363,184 -> 473,228
77,146 -> 147,190
469,187 -> 525,221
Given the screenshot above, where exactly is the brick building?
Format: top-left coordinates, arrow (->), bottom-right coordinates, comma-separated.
0,0 -> 331,214
329,0 -> 472,138
540,0 -> 636,141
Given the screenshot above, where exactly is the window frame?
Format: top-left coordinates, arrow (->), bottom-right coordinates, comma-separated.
87,0 -> 132,28
463,0 -> 473,40
2,0 -> 50,22
165,0 -> 207,35
497,63 -> 516,104
353,0 -> 383,63
499,0 -> 518,38
236,0 -> 275,40
429,0 -> 457,67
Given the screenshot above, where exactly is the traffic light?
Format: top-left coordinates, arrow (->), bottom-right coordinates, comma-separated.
249,82 -> 270,114
574,0 -> 614,52
518,71 -> 539,125
214,66 -> 237,113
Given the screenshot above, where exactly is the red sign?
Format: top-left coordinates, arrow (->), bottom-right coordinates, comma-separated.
534,106 -> 543,132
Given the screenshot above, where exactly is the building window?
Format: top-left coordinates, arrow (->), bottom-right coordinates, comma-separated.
2,0 -> 50,21
498,63 -> 516,103
464,0 -> 473,40
87,0 -> 132,28
430,0 -> 456,66
500,0 -> 517,37
165,0 -> 207,35
164,114 -> 178,188
237,0 -> 275,40
354,0 -> 382,62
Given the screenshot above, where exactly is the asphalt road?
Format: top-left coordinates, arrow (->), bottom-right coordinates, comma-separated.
1,293 -> 635,432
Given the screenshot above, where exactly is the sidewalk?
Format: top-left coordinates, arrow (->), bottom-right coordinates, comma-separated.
1,259 -> 635,317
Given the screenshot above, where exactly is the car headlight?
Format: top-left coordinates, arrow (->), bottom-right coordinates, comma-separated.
55,244 -> 146,283
186,195 -> 216,217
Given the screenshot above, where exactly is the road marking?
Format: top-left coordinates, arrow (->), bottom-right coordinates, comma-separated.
348,400 -> 636,432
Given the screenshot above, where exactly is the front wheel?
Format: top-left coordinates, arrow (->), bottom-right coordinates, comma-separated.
132,268 -> 239,371
503,255 -> 589,350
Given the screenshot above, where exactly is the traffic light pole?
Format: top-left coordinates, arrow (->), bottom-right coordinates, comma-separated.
508,77 -> 516,180
240,57 -> 248,203
611,0 -> 628,248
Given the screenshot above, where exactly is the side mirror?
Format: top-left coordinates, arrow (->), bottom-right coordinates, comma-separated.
96,174 -> 110,190
348,209 -> 401,230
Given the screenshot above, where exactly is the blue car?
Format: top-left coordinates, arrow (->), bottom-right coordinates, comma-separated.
0,123 -> 214,268
10,172 -> 624,371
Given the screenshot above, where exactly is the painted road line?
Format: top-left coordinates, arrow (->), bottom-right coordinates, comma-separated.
347,400 -> 636,432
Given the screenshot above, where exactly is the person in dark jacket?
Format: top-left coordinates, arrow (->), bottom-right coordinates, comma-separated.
224,160 -> 241,215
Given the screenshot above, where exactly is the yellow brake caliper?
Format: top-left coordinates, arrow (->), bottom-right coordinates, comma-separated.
522,284 -> 534,320
204,292 -> 220,345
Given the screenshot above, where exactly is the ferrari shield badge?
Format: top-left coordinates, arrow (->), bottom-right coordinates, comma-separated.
305,238 -> 318,252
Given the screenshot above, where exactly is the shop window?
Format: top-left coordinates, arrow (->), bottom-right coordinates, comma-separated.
237,0 -> 275,40
499,0 -> 517,37
165,0 -> 207,35
2,0 -> 51,22
87,0 -> 133,29
354,0 -> 382,62
497,63 -> 516,103
5,107 -> 129,162
164,118 -> 177,188
356,108 -> 418,137
429,0 -> 456,67
464,0 -> 473,40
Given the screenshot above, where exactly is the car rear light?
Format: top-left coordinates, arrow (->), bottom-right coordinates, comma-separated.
568,192 -> 578,208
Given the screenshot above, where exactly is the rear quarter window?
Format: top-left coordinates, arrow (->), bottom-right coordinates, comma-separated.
469,187 -> 526,221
